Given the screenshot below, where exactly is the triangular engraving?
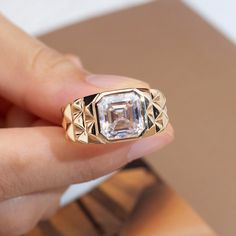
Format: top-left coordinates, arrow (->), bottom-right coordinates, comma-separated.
156,113 -> 168,129
91,124 -> 96,135
150,89 -> 158,99
73,111 -> 82,119
75,125 -> 84,135
84,94 -> 97,106
147,116 -> 154,128
63,104 -> 72,123
153,94 -> 166,108
74,114 -> 84,127
73,99 -> 83,110
85,106 -> 94,121
78,132 -> 88,143
153,106 -> 160,118
66,124 -> 75,141
87,104 -> 94,116
155,125 -> 161,132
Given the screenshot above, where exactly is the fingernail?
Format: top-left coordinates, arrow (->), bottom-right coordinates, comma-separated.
128,124 -> 174,161
86,74 -> 149,89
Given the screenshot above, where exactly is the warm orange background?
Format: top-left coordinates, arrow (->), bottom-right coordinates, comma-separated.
40,1 -> 236,235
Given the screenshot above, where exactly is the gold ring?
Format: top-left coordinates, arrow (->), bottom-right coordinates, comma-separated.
62,88 -> 169,144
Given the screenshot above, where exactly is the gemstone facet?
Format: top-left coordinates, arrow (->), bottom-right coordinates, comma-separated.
97,90 -> 147,140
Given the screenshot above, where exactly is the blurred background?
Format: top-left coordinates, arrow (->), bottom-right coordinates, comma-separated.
1,1 -> 235,235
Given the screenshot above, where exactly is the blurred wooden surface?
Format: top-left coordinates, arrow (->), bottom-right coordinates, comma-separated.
26,167 -> 157,236
40,3 -> 236,234
26,164 -> 215,236
121,183 -> 216,236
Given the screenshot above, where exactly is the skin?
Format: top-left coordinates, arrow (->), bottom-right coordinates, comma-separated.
0,15 -> 174,235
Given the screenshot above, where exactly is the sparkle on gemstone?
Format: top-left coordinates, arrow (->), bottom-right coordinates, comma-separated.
97,91 -> 147,140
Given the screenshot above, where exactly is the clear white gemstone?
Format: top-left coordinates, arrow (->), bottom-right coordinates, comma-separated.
97,91 -> 147,140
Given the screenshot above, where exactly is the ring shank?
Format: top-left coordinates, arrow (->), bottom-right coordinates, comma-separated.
62,88 -> 169,144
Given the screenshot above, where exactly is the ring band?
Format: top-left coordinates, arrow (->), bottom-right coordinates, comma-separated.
62,88 -> 169,144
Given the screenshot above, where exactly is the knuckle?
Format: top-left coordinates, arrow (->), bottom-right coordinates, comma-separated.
0,156 -> 29,201
29,45 -> 79,80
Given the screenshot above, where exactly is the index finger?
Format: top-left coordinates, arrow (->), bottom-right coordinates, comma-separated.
0,15 -> 148,123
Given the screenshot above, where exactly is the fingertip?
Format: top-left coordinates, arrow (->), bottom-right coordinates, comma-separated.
128,123 -> 174,162
164,123 -> 175,143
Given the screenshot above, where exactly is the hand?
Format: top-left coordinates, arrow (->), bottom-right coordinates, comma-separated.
0,15 -> 174,235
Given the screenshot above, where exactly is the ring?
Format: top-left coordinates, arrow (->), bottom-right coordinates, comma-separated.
62,88 -> 169,144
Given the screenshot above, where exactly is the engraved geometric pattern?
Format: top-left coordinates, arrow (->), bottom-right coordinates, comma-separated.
62,88 -> 169,144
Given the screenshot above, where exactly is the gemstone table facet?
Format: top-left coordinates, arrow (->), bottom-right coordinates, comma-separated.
97,91 -> 147,140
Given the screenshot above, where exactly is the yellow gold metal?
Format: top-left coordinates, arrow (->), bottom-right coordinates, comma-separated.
62,88 -> 169,144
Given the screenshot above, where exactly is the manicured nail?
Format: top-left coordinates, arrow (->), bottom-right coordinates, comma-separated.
128,124 -> 174,161
86,74 -> 149,89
